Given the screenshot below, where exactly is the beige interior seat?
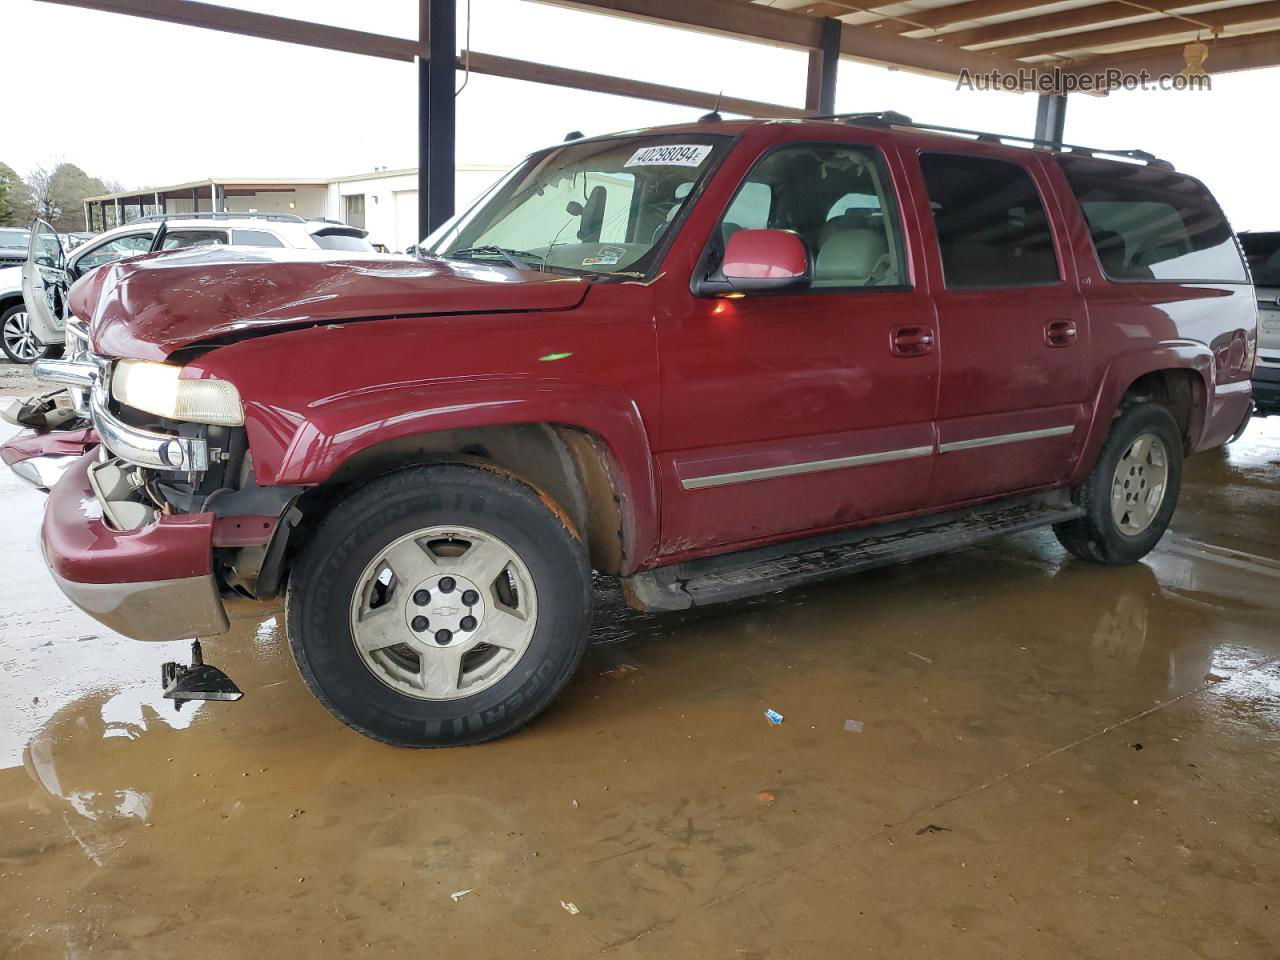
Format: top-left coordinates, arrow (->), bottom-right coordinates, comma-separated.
815,227 -> 890,286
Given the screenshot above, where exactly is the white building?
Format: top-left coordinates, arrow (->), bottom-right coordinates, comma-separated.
82,165 -> 509,252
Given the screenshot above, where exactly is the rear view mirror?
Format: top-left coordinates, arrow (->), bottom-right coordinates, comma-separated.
698,228 -> 811,296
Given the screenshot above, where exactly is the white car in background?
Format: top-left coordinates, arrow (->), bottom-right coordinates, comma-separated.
0,228 -> 30,269
5,213 -> 374,363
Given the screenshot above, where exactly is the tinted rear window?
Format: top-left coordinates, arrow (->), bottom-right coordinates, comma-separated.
1241,232 -> 1280,287
919,153 -> 1060,289
1058,156 -> 1246,284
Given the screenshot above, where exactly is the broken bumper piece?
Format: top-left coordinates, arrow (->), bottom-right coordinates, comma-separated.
41,450 -> 229,642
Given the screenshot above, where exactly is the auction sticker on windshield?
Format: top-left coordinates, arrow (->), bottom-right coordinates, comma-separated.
625,144 -> 713,168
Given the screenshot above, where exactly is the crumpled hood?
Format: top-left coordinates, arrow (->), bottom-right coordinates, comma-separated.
71,246 -> 590,361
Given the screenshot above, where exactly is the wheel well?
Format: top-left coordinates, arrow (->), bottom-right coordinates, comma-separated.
0,293 -> 23,315
1121,369 -> 1204,453
289,423 -> 628,577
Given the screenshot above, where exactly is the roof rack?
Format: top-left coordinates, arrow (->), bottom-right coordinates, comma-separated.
808,111 -> 1174,170
132,211 -> 307,224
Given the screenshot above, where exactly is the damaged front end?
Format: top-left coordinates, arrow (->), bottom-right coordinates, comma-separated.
1,321 -> 98,490
9,317 -> 303,650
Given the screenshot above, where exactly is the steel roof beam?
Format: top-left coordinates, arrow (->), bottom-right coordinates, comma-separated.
33,0 -> 419,60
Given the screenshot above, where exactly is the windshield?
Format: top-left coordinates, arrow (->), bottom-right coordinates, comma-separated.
0,229 -> 29,250
1241,232 -> 1280,287
425,134 -> 730,278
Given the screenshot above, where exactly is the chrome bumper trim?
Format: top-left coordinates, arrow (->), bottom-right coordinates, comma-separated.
11,454 -> 77,492
38,355 -> 209,471
90,381 -> 209,471
33,358 -> 97,389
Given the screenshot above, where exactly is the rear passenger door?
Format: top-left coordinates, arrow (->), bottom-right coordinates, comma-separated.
911,150 -> 1089,505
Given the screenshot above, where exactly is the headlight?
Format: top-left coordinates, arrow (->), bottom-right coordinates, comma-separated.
112,359 -> 244,426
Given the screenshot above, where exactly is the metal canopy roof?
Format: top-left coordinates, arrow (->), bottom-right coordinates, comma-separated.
759,0 -> 1280,75
30,0 -> 1278,235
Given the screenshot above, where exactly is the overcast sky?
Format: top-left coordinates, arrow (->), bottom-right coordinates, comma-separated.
6,0 -> 1278,230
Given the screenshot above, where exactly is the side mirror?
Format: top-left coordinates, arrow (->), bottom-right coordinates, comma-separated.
698,229 -> 811,296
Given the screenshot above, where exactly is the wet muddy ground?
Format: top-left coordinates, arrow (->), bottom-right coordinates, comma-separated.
2,405 -> 1279,958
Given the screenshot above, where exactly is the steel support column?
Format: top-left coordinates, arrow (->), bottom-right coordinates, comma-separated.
418,0 -> 457,241
1034,93 -> 1067,147
804,17 -> 841,114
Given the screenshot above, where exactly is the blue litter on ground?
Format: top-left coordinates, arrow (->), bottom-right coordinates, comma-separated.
764,709 -> 784,726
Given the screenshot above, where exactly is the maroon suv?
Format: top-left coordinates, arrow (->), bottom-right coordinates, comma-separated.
3,115 -> 1256,747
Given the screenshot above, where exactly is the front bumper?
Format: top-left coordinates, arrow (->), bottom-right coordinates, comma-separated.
0,425 -> 98,491
42,451 -> 229,642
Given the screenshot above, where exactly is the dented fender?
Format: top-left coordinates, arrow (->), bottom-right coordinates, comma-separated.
185,297 -> 664,570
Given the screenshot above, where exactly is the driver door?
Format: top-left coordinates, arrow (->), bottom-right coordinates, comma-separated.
21,220 -> 67,346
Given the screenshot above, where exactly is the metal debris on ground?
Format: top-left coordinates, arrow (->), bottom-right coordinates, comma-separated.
764,708 -> 784,726
907,651 -> 933,663
843,719 -> 864,733
450,889 -> 473,902
560,900 -> 580,915
916,824 -> 951,835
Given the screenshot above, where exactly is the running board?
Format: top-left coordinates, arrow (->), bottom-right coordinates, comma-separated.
623,490 -> 1082,611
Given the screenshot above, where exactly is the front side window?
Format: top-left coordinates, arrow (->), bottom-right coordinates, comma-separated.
0,229 -> 28,251
426,134 -> 730,278
717,143 -> 907,289
919,153 -> 1060,289
74,232 -> 151,271
1059,156 -> 1246,283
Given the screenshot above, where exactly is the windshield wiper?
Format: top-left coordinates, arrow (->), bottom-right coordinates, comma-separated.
448,245 -> 543,270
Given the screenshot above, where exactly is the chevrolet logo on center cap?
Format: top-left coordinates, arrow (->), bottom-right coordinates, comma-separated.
433,606 -> 460,617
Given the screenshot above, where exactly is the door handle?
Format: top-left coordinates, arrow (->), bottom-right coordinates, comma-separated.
890,325 -> 935,357
1045,319 -> 1078,347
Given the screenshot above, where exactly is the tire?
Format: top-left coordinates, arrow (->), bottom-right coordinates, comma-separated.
1053,402 -> 1183,565
286,463 -> 592,747
1,304 -> 53,364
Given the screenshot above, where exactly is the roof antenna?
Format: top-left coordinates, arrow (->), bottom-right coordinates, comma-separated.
700,92 -> 724,123
564,130 -> 585,141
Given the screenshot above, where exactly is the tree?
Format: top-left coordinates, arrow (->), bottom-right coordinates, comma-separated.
25,164 -> 55,223
0,161 -> 31,227
47,163 -> 107,232
23,162 -> 108,231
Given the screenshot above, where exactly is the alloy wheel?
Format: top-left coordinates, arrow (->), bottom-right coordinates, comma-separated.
348,525 -> 538,700
2,310 -> 42,363
1110,432 -> 1169,535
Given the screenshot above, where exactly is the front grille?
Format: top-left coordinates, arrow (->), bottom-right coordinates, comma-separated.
0,255 -> 24,267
